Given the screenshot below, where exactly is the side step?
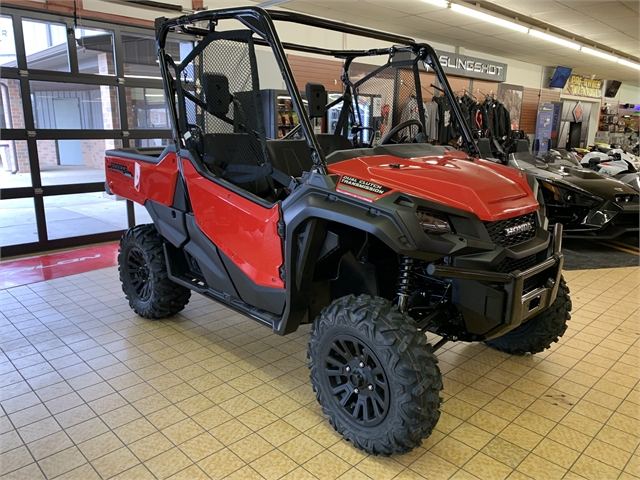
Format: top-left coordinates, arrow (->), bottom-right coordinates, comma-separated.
164,244 -> 279,330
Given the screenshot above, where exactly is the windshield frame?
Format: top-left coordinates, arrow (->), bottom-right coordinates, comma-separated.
155,7 -> 479,174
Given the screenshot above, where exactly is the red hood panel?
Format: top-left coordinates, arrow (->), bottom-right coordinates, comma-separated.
328,151 -> 539,221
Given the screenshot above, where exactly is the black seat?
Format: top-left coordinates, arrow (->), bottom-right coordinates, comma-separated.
477,138 -> 498,161
515,139 -> 530,153
266,139 -> 313,178
316,133 -> 354,156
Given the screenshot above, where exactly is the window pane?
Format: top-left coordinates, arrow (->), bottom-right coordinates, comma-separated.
38,139 -> 122,186
75,27 -> 115,75
123,32 -> 192,78
126,87 -> 170,129
132,138 -> 170,148
30,81 -> 120,129
0,79 -> 25,129
0,140 -> 31,188
44,193 -> 125,240
0,15 -> 17,67
0,198 -> 38,247
22,18 -> 70,72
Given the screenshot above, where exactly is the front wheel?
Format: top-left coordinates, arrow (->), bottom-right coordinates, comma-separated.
486,276 -> 571,355
308,295 -> 442,455
119,224 -> 190,319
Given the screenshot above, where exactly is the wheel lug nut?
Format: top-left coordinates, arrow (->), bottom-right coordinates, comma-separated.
359,362 -> 365,368
368,384 -> 374,391
345,366 -> 351,372
354,388 -> 359,394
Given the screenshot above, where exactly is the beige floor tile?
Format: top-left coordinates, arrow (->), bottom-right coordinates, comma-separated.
430,436 -> 476,467
583,439 -> 632,470
481,437 -> 528,469
329,440 -> 370,466
279,434 -> 324,464
55,463 -> 101,480
409,451 -> 459,480
303,450 -> 350,480
464,452 -> 512,480
144,447 -> 193,479
223,465 -> 265,480
356,455 -> 405,480
466,410 -> 509,435
0,430 -> 23,455
38,446 -> 87,479
257,419 -> 302,447
498,424 -> 543,451
282,407 -> 324,432
237,406 -> 279,431
596,425 -> 639,454
434,411 -> 463,434
147,405 -> 187,430
483,399 -> 523,422
0,446 -> 35,477
449,423 -> 494,450
113,417 -> 157,445
305,421 -> 343,448
607,411 -> 640,437
191,406 -> 233,431
560,411 -> 603,437
532,438 -> 580,469
228,433 -> 275,463
130,432 -> 174,462
441,398 -> 479,421
571,454 -> 622,480
112,464 -> 155,479
179,433 -> 223,462
546,424 -> 591,452
91,447 -> 140,478
517,454 -> 567,480
162,418 -> 205,445
78,431 -> 125,461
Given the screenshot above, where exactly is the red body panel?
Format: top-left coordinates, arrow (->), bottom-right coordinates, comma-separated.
105,153 -> 178,206
329,150 -> 539,221
182,161 -> 285,289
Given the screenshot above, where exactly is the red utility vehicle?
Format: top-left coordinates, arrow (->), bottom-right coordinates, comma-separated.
105,8 -> 570,455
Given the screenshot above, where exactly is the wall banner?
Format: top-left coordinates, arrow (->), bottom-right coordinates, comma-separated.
563,74 -> 603,98
394,51 -> 508,82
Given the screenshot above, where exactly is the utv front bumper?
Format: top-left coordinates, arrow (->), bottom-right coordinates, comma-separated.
427,224 -> 564,341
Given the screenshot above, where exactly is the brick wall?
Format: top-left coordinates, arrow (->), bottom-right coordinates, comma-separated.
1,79 -> 30,173
37,140 -> 58,167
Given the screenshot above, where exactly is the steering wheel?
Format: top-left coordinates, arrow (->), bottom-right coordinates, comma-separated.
380,119 -> 424,145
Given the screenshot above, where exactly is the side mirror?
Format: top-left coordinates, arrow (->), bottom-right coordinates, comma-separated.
305,82 -> 327,118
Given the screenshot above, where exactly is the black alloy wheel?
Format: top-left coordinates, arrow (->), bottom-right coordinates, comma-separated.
127,247 -> 152,302
325,335 -> 390,427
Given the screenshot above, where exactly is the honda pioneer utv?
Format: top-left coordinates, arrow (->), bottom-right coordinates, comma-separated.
105,7 -> 571,455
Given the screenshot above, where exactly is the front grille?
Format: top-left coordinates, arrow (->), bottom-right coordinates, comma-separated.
496,254 -> 540,292
484,212 -> 536,247
496,254 -> 537,274
612,212 -> 640,228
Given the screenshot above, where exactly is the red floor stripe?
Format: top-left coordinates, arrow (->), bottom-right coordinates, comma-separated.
0,243 -> 119,289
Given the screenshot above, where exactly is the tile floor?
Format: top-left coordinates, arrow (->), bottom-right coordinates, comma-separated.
0,265 -> 638,480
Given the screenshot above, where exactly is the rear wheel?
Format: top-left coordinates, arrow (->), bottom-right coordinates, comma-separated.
308,295 -> 442,455
119,224 -> 190,319
486,276 -> 571,355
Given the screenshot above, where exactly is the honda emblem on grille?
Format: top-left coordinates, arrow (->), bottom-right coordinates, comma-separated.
504,222 -> 533,237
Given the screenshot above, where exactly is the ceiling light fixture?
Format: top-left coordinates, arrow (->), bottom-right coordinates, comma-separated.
449,3 -> 528,33
421,0 -> 449,7
618,58 -> 640,70
528,29 -> 580,50
581,47 -> 620,63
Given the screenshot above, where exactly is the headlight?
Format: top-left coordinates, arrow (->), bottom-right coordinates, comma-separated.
415,208 -> 453,234
540,181 -> 599,206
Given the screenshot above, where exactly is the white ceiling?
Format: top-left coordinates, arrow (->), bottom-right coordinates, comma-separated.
241,0 -> 640,86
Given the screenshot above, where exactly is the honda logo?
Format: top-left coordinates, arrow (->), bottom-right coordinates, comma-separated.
504,223 -> 533,237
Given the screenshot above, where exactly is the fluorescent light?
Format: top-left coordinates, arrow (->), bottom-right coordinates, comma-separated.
528,29 -> 580,50
581,47 -> 619,62
449,3 -> 528,33
618,58 -> 640,70
422,0 -> 449,7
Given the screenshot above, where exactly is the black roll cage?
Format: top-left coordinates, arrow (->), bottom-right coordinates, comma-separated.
155,6 -> 479,174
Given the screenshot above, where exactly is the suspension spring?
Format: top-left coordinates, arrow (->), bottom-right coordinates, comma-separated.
397,255 -> 416,313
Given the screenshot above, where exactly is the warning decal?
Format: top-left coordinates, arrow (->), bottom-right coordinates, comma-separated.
339,175 -> 391,195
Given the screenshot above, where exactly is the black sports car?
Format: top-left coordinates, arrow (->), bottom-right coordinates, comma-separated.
507,149 -> 639,239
